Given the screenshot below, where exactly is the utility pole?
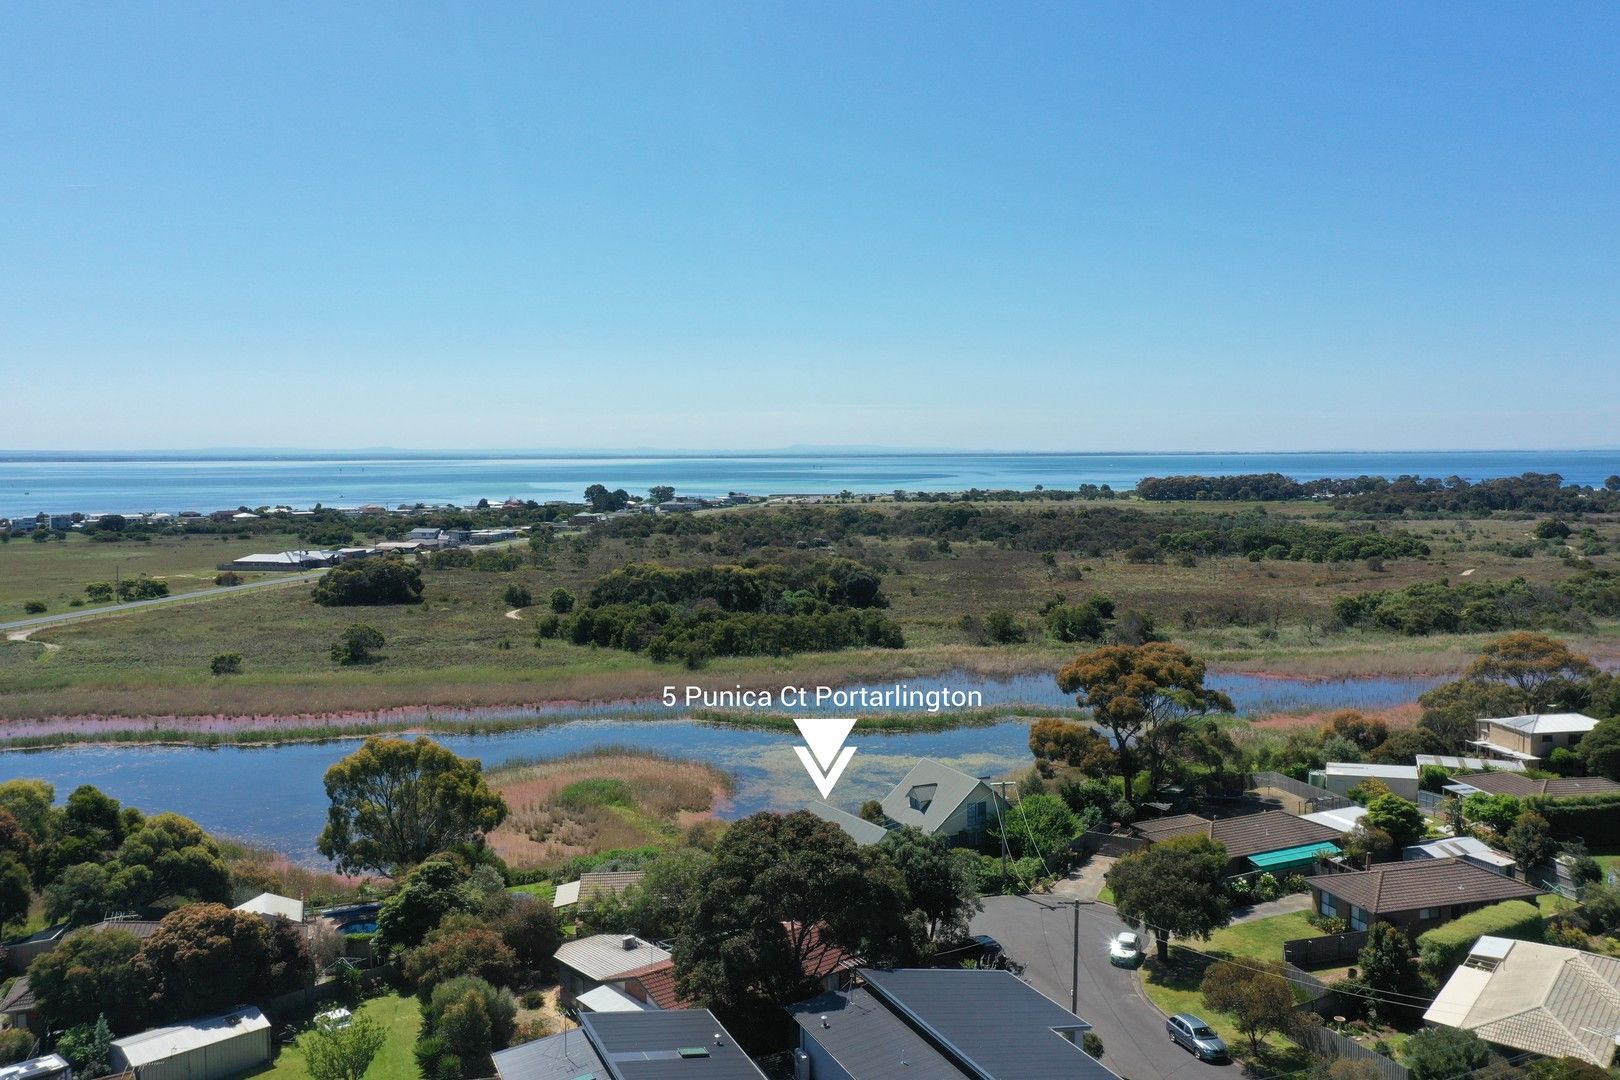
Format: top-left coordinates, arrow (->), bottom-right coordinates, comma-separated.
1071,899 -> 1080,1015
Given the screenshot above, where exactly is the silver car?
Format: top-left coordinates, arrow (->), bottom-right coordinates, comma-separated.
1167,1013 -> 1228,1061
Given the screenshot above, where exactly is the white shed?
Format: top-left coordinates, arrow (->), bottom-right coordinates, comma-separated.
110,1007 -> 272,1080
1309,762 -> 1420,802
233,892 -> 304,923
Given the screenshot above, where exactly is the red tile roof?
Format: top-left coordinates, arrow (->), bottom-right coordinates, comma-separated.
614,958 -> 690,1010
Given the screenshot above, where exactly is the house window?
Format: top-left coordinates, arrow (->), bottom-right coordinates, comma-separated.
908,784 -> 937,813
1320,894 -> 1340,917
1541,735 -> 1553,745
1418,907 -> 1440,920
967,801 -> 987,826
1349,905 -> 1368,931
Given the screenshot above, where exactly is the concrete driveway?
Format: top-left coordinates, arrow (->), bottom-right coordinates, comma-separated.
971,895 -> 1233,1080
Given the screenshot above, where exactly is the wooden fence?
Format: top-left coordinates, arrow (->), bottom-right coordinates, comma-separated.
1297,1021 -> 1411,1080
1283,929 -> 1367,967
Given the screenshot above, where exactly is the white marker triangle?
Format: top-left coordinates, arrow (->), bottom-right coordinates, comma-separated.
795,745 -> 858,799
794,717 -> 857,771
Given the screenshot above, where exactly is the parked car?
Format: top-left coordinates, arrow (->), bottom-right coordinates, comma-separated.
1167,1013 -> 1228,1061
1108,931 -> 1144,968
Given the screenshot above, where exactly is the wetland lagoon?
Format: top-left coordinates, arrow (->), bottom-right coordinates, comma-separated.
0,669 -> 1444,864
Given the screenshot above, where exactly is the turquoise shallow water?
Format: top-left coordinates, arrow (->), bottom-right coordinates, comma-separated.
5,449 -> 1618,518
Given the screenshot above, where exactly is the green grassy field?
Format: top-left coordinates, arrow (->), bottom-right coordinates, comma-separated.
0,531 -> 303,619
2,500 -> 1615,723
252,993 -> 421,1080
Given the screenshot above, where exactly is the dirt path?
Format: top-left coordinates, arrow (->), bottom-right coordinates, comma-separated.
5,628 -> 61,652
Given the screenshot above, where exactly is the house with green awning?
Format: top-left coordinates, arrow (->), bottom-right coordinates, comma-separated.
1133,809 -> 1342,877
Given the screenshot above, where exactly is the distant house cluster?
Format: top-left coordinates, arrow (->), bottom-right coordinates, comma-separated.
216,525 -> 525,573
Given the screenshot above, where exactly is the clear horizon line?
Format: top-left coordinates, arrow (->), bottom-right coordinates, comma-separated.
4,445 -> 1620,457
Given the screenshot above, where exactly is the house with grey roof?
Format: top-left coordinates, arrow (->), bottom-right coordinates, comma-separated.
553,934 -> 671,1007
787,967 -> 1121,1080
879,760 -> 1005,849
1425,936 -> 1620,1067
492,1009 -> 765,1080
805,801 -> 888,846
1470,713 -> 1600,765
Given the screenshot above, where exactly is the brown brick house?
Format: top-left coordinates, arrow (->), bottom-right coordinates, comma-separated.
1308,857 -> 1542,933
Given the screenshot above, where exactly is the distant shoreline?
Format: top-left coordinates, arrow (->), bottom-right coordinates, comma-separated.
7,447 -> 1620,520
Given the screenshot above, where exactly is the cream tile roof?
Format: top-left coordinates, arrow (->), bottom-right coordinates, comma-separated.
1424,938 -> 1620,1066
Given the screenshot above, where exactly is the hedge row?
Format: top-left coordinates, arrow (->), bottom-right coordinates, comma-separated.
1416,899 -> 1543,979
1528,792 -> 1620,846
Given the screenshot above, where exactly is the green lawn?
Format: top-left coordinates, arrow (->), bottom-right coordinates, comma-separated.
254,993 -> 421,1080
1201,910 -> 1322,964
507,881 -> 557,904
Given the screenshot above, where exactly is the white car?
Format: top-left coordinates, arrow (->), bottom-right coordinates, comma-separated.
1108,930 -> 1144,967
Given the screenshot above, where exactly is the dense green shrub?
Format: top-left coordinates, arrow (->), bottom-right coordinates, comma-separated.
1417,900 -> 1543,979
311,558 -> 424,606
1333,578 -> 1590,635
586,559 -> 886,611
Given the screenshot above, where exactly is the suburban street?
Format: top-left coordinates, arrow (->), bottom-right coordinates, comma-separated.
0,569 -> 327,635
971,895 -> 1232,1080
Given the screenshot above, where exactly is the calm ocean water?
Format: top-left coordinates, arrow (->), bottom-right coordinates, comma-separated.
4,450 -> 1618,518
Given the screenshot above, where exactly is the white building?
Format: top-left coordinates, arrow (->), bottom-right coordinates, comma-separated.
110,1007 -> 273,1080
233,891 -> 304,923
1308,762 -> 1420,802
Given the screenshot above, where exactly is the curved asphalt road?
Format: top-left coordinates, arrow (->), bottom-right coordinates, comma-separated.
971,894 -> 1232,1080
0,569 -> 327,635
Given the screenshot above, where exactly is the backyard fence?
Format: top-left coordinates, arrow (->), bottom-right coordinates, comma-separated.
1283,929 -> 1368,967
1075,830 -> 1149,857
1297,1021 -> 1411,1080
1282,961 -> 1333,1003
1250,772 -> 1353,815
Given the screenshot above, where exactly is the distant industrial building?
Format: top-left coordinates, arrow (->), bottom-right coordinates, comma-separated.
218,551 -> 339,572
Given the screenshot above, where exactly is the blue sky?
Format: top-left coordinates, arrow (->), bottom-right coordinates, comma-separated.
3,3 -> 1618,451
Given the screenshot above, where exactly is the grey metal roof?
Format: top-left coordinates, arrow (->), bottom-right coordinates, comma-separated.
826,968 -> 1121,1080
788,987 -> 966,1078
554,935 -> 672,983
581,1010 -> 767,1079
492,1030 -> 609,1080
804,801 -> 889,845
880,760 -> 992,835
